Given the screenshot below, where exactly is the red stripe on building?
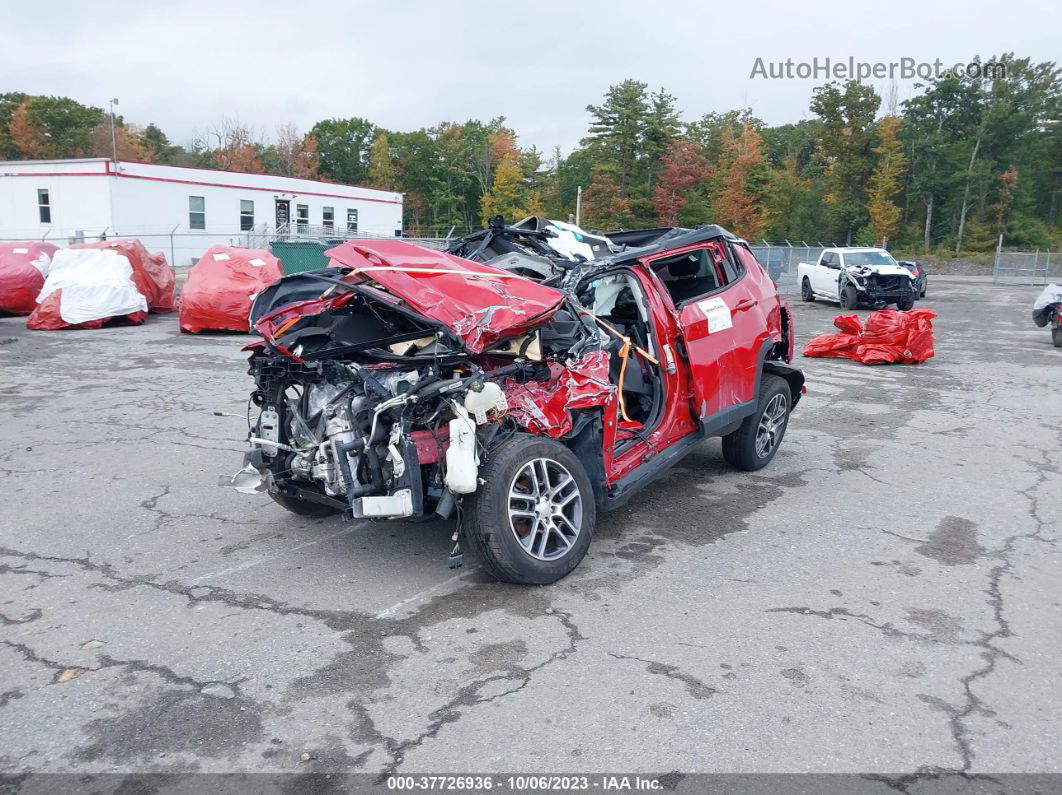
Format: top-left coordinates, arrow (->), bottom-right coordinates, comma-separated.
1,168 -> 402,205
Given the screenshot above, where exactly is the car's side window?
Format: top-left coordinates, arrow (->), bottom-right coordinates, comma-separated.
652,242 -> 744,306
822,252 -> 836,268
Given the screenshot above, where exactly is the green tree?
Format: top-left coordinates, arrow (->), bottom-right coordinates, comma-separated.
367,132 -> 397,191
311,117 -> 376,184
583,79 -> 651,196
810,80 -> 881,243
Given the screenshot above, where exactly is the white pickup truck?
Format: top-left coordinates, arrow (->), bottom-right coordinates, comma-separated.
798,247 -> 919,310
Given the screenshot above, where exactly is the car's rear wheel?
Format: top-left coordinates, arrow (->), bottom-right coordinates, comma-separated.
721,374 -> 792,472
464,435 -> 594,584
801,278 -> 815,302
840,284 -> 859,310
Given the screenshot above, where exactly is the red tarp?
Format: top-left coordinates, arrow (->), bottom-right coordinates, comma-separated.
26,240 -> 175,330
803,310 -> 937,365
72,240 -> 177,313
0,242 -> 58,315
325,239 -> 566,353
180,246 -> 283,333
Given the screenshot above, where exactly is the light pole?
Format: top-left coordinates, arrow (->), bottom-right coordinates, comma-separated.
108,98 -> 119,164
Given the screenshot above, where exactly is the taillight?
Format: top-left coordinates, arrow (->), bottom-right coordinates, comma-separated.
911,267 -> 920,276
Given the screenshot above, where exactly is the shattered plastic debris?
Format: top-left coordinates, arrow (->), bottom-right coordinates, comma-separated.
802,309 -> 937,365
180,246 -> 283,333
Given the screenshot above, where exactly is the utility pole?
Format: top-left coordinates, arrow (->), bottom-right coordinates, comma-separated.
108,98 -> 119,164
575,185 -> 582,226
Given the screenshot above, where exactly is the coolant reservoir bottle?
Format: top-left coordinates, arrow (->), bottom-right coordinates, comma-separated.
445,409 -> 479,494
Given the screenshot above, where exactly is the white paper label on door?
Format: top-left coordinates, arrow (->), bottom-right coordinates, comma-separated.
698,296 -> 733,333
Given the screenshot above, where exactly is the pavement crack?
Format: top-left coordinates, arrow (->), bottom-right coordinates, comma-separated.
608,652 -> 718,700
368,607 -> 585,779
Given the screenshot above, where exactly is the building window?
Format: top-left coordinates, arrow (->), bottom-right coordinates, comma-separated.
347,209 -> 358,233
38,189 -> 51,223
189,196 -> 205,230
240,200 -> 254,231
322,206 -> 334,229
296,204 -> 309,233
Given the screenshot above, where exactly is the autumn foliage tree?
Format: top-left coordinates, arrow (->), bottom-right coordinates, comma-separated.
480,151 -> 526,224
652,139 -> 711,226
87,120 -> 151,162
581,169 -> 632,229
715,124 -> 769,240
8,102 -> 46,158
268,124 -> 320,179
204,119 -> 265,173
865,115 -> 907,245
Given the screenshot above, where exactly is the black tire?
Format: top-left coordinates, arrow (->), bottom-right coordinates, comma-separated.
464,435 -> 594,584
1053,324 -> 1062,348
896,295 -> 915,311
840,284 -> 859,310
721,374 -> 792,472
801,278 -> 815,302
920,284 -> 927,298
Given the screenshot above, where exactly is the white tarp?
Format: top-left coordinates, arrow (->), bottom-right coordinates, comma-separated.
29,251 -> 52,276
1032,283 -> 1062,311
37,249 -> 148,325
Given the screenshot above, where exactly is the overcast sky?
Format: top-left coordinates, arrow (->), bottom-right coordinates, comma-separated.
6,0 -> 1059,154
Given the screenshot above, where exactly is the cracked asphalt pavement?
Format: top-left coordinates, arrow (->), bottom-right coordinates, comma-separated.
1,276 -> 1059,783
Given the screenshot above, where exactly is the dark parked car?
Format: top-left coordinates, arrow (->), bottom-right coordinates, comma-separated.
898,260 -> 928,298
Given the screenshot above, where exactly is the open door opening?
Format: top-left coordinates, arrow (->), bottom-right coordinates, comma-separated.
577,270 -> 665,448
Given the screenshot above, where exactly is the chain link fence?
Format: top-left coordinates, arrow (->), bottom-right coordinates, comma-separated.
993,247 -> 1062,285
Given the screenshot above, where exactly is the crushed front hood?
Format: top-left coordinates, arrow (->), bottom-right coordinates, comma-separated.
846,264 -> 915,278
326,240 -> 567,353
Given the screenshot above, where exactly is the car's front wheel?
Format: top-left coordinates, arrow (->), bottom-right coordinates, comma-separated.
464,435 -> 594,584
839,284 -> 859,310
721,374 -> 792,472
896,295 -> 916,311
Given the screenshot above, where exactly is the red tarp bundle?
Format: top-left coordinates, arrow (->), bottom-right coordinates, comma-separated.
0,242 -> 58,315
180,246 -> 283,333
803,310 -> 938,365
74,240 -> 177,313
26,240 -> 176,331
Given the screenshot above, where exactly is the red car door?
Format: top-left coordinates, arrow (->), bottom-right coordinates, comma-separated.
643,239 -> 769,425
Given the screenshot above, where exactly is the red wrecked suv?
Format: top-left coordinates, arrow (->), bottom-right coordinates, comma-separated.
226,225 -> 803,584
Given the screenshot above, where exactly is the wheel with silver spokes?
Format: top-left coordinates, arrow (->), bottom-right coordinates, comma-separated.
508,458 -> 584,561
722,374 -> 792,472
754,393 -> 788,459
464,436 -> 594,584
